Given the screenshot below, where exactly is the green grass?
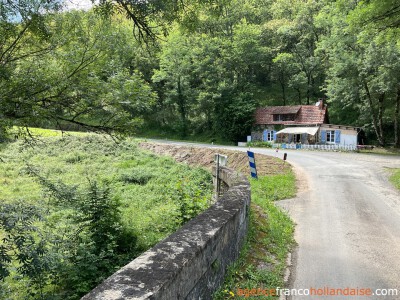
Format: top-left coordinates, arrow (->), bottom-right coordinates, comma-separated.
136,127 -> 235,145
389,169 -> 400,190
214,172 -> 296,299
10,126 -> 87,138
0,133 -> 212,299
246,141 -> 273,148
357,147 -> 400,156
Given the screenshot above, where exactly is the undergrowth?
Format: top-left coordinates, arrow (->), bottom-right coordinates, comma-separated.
0,134 -> 212,299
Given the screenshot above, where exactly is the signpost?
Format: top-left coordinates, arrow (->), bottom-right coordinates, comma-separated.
247,151 -> 258,179
214,154 -> 228,200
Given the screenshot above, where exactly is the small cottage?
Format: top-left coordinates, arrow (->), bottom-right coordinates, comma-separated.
251,99 -> 359,146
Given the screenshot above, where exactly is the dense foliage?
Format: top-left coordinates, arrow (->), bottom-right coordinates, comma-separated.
0,135 -> 212,299
0,0 -> 399,145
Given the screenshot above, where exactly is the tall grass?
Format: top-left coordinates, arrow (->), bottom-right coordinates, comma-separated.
0,134 -> 212,299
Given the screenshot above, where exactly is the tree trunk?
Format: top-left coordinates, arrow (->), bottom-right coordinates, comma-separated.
177,76 -> 187,137
295,88 -> 302,105
395,87 -> 400,148
377,92 -> 385,146
306,72 -> 311,105
280,74 -> 286,106
364,81 -> 385,146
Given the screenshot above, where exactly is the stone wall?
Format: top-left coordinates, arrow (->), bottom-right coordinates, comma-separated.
82,166 -> 251,300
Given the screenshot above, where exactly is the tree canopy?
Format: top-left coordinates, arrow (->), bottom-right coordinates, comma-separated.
0,0 -> 399,145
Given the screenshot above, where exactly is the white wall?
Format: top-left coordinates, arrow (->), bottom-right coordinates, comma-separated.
340,134 -> 357,146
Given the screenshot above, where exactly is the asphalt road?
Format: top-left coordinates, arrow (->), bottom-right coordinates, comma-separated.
242,148 -> 400,300
255,149 -> 400,299
152,141 -> 400,299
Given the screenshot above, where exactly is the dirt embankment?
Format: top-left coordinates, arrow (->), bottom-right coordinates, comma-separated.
139,142 -> 291,176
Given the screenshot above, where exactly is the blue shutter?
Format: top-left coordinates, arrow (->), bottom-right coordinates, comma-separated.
288,134 -> 293,143
321,130 -> 326,143
273,131 -> 277,141
335,130 -> 341,144
263,130 -> 268,142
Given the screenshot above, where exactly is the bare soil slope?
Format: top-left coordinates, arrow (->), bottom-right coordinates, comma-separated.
139,142 -> 291,176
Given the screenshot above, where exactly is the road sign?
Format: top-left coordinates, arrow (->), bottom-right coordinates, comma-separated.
214,154 -> 228,200
247,151 -> 258,179
214,154 -> 228,166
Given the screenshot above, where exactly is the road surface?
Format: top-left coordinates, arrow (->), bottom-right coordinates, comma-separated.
152,141 -> 400,299
264,150 -> 400,299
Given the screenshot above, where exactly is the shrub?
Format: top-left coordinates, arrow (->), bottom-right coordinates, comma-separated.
173,179 -> 209,224
0,201 -> 54,298
246,141 -> 273,148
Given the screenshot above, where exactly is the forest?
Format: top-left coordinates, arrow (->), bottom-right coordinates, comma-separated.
0,0 -> 399,145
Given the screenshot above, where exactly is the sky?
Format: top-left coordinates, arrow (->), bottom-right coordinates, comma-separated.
3,0 -> 96,23
64,0 -> 95,11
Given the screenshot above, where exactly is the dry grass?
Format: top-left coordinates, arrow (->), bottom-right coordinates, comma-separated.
139,142 -> 291,176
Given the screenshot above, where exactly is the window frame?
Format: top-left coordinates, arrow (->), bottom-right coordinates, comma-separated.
273,114 -> 295,122
266,131 -> 274,141
326,130 -> 335,143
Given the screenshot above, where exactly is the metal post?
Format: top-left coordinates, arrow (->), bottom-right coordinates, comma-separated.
216,154 -> 220,199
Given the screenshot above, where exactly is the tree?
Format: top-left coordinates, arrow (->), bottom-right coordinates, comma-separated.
0,6 -> 155,138
93,0 -> 215,42
347,0 -> 400,31
272,53 -> 294,105
152,31 -> 196,137
266,0 -> 326,105
317,1 -> 400,146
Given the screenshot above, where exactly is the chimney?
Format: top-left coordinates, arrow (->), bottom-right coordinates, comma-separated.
318,98 -> 325,110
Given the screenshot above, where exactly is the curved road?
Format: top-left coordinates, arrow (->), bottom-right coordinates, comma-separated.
153,141 -> 400,299
255,149 -> 400,299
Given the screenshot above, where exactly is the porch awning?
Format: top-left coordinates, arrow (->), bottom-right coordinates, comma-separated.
276,127 -> 319,136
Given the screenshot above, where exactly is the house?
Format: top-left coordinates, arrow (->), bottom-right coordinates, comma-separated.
251,99 -> 359,146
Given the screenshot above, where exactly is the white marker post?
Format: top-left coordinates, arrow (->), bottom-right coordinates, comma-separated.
214,154 -> 228,200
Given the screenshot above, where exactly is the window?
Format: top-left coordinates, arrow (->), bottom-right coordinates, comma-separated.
266,131 -> 273,141
263,130 -> 275,142
273,114 -> 295,122
326,130 -> 335,143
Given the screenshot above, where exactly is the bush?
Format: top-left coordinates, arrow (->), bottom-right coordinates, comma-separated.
246,141 -> 273,148
173,178 -> 210,224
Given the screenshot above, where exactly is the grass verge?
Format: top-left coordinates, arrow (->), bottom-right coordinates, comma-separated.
136,127 -> 235,145
214,172 -> 296,299
357,147 -> 400,156
389,168 -> 400,190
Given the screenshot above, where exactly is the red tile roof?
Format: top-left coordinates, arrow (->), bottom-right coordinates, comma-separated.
255,103 -> 328,125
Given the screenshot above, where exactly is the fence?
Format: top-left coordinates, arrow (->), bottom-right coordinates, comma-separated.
274,143 -> 357,151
